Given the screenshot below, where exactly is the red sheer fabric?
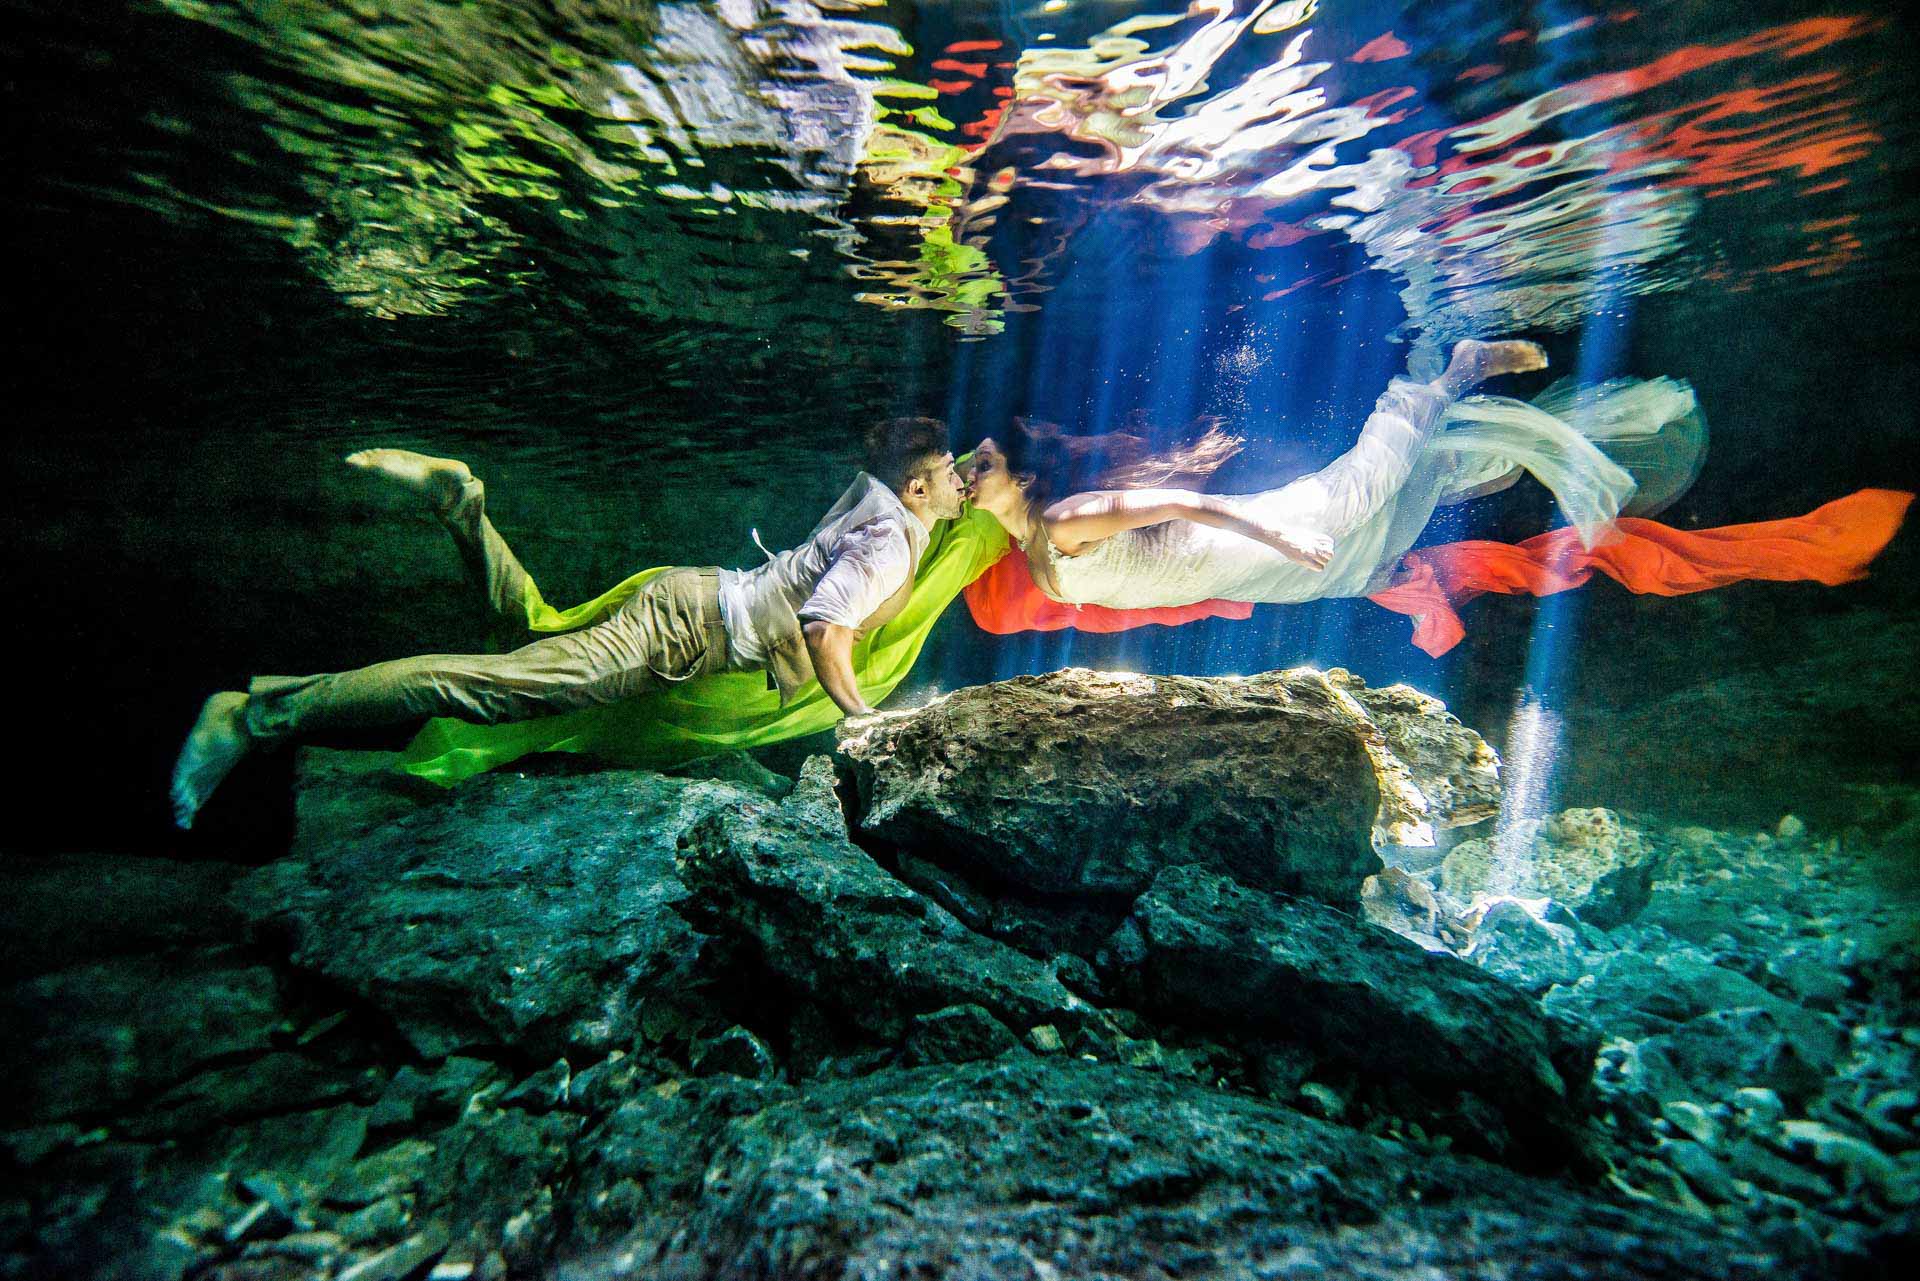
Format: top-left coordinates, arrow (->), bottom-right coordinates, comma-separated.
1369,487 -> 1912,655
962,549 -> 1252,634
962,489 -> 1911,656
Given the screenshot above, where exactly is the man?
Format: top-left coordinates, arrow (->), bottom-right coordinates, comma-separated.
170,417 -> 967,828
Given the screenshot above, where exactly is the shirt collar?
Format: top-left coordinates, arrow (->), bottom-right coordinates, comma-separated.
850,471 -> 931,562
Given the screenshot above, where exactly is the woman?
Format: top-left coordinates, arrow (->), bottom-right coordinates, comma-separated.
965,339 -> 1673,611
961,341 -> 1911,654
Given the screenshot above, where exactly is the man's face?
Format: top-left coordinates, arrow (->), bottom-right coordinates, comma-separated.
910,451 -> 967,520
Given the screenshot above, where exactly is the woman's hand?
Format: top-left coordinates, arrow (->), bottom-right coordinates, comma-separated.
1252,523 -> 1334,570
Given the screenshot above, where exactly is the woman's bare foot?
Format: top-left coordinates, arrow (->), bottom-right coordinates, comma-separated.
1439,338 -> 1549,395
170,691 -> 253,830
344,448 -> 474,513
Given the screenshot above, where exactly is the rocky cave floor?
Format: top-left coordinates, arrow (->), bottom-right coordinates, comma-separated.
2,668 -> 1916,1280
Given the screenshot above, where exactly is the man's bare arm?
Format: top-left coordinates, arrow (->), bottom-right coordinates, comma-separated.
802,620 -> 873,717
1042,488 -> 1331,569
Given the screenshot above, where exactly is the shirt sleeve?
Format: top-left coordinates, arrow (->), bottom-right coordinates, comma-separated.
796,519 -> 914,628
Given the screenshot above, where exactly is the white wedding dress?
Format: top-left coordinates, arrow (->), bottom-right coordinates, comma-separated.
1032,375 -> 1706,609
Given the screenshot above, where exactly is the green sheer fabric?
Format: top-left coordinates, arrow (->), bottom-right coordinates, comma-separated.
395,506 -> 1010,785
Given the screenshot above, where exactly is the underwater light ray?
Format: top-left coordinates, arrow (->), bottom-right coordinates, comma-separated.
1494,177 -> 1641,882
1490,688 -> 1564,894
1138,244 -> 1224,461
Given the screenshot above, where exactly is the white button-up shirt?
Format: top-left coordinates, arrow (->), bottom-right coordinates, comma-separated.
717,473 -> 927,670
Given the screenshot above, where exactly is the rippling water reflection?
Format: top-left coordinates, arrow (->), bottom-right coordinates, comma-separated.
33,0 -> 1902,354
948,2 -> 1895,351
123,0 -> 912,326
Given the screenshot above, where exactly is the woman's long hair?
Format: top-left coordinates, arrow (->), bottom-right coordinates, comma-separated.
998,412 -> 1245,503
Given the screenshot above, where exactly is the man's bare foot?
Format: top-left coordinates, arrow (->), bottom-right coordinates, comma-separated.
344,448 -> 474,513
170,691 -> 253,830
1439,338 -> 1549,394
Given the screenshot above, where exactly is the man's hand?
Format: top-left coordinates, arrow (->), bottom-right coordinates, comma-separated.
839,708 -> 887,737
802,619 -> 874,718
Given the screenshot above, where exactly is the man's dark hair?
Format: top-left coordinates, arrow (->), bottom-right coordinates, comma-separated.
863,416 -> 950,492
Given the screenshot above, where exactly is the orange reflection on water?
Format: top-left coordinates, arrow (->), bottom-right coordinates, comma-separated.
1639,76 -> 1879,195
1374,12 -> 1887,305
1397,16 -> 1879,169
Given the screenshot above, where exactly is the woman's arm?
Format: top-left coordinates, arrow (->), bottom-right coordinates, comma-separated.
1043,489 -> 1332,568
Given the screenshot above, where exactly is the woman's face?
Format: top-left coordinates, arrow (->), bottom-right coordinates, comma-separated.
966,438 -> 1028,514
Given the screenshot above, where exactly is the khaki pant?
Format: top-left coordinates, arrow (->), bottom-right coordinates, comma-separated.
243,477 -> 726,742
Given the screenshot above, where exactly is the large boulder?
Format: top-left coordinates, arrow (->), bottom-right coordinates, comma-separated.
674,758 -> 1107,1049
1339,675 -> 1503,836
1101,864 -> 1596,1166
232,750 -> 758,1060
838,667 -> 1498,908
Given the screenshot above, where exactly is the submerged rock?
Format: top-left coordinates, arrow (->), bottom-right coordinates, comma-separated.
234,751 -> 757,1060
904,1004 -> 1021,1065
1466,897 -> 1588,992
5,948 -> 290,1127
1337,674 -> 1504,833
9,679 -> 1913,1279
1442,806 -> 1657,928
1101,864 -> 1596,1166
661,748 -> 794,798
839,666 -> 1498,908
1546,949 -> 1843,1105
691,1026 -> 778,1080
675,758 -> 1106,1050
1360,864 -> 1446,945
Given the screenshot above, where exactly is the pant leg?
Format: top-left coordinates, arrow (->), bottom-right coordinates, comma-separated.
244,568 -> 726,743
1248,377 -> 1454,540
439,475 -> 538,641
